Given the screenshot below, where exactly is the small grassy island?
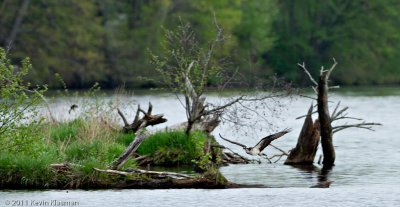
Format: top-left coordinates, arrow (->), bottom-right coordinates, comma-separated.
0,117 -> 232,189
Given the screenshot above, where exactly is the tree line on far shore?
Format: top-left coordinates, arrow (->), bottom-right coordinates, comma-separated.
1,0 -> 400,88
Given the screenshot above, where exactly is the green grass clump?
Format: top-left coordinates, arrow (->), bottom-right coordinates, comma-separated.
115,133 -> 135,146
49,119 -> 83,142
64,140 -> 125,165
0,150 -> 59,188
137,130 -> 207,166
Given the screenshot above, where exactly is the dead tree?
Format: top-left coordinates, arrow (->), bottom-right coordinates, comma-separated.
117,102 -> 167,133
151,19 -> 288,136
294,59 -> 381,167
284,104 -> 320,165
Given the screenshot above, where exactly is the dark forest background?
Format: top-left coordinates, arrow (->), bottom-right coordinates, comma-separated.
1,0 -> 400,88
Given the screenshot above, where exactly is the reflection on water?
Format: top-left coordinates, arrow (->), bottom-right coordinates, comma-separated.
2,90 -> 400,206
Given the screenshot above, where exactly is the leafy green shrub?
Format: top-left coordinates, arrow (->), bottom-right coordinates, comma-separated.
0,47 -> 46,152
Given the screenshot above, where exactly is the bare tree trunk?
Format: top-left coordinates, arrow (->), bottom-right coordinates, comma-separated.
185,120 -> 194,135
4,0 -> 30,46
285,104 -> 320,165
318,72 -> 335,166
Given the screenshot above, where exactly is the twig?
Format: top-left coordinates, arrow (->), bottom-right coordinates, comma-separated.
325,58 -> 338,80
299,94 -> 317,101
268,153 -> 286,163
270,144 -> 289,156
330,101 -> 341,119
296,110 -> 318,120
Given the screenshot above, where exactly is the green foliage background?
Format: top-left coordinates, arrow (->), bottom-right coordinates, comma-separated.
1,0 -> 399,88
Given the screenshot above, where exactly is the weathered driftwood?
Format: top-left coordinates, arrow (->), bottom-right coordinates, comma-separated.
134,155 -> 152,166
222,152 -> 257,164
50,163 -> 83,172
93,168 -> 238,189
118,102 -> 167,133
110,130 -> 148,170
94,168 -> 192,180
285,104 -> 320,165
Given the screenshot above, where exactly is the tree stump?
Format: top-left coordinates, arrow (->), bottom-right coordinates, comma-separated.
285,104 -> 320,165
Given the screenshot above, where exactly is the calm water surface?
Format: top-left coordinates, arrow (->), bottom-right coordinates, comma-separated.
1,89 -> 400,206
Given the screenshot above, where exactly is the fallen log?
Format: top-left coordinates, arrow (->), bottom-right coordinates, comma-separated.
110,130 -> 149,170
93,168 -> 192,180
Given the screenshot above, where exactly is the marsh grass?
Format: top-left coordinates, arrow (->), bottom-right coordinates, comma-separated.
0,116 -> 133,188
0,112 -> 212,189
137,131 -> 207,166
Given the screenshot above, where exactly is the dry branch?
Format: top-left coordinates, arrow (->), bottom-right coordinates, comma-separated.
298,62 -> 318,86
333,122 -> 381,133
117,102 -> 167,133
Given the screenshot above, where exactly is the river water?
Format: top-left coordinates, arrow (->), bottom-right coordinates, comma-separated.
1,89 -> 400,206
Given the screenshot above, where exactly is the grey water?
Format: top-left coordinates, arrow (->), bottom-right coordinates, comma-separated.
1,89 -> 400,206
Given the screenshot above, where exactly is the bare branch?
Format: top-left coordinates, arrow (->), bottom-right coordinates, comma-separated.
331,101 -> 341,119
201,96 -> 245,118
298,62 -> 318,86
133,104 -> 141,123
333,116 -> 363,122
268,153 -> 286,163
331,106 -> 349,121
300,94 -> 317,101
296,110 -> 318,120
117,108 -> 129,126
147,102 -> 153,114
329,86 -> 340,89
325,58 -> 338,80
312,86 -> 318,94
118,103 -> 167,133
138,106 -> 148,116
333,122 -> 382,134
270,144 -> 289,156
